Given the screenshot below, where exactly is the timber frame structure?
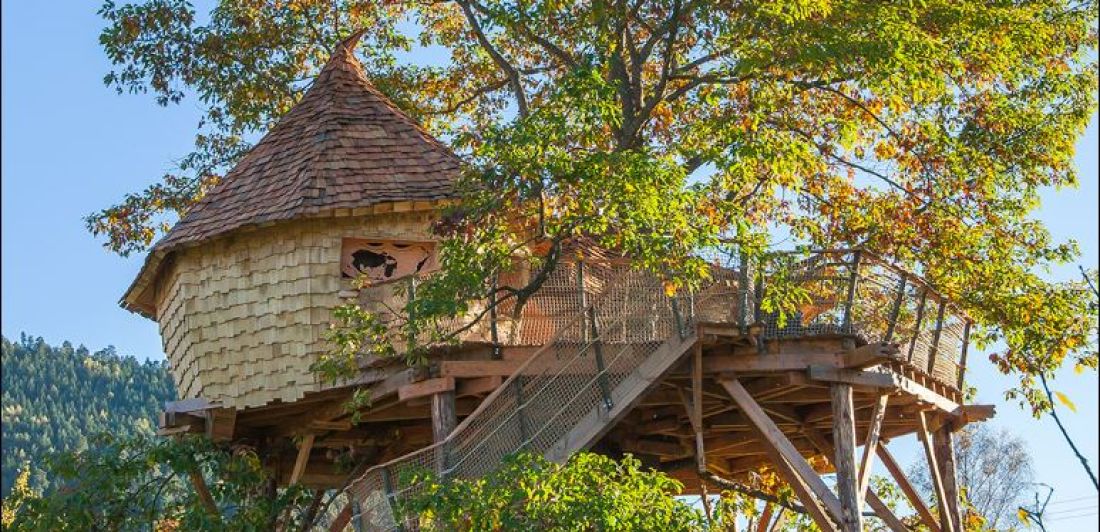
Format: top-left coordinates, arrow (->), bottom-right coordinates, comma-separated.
131,30 -> 993,532
159,249 -> 992,532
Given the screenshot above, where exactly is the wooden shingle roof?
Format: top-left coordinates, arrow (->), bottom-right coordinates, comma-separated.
122,31 -> 460,317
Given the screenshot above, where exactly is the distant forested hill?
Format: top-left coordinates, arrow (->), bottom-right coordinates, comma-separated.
1,334 -> 175,496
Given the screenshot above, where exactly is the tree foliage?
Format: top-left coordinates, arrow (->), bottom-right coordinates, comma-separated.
1,334 -> 175,496
2,434 -> 316,531
91,0 -> 1098,412
399,452 -> 706,530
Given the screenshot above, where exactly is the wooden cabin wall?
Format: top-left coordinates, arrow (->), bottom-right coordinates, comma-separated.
154,211 -> 438,409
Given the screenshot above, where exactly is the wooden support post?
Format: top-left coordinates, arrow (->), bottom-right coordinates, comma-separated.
289,433 -> 315,485
432,390 -> 457,474
918,411 -> 955,532
692,343 -> 705,472
800,425 -> 907,532
934,421 -> 963,532
431,391 -> 457,443
878,442 -> 941,532
720,379 -> 841,531
858,394 -> 889,507
831,384 -> 862,532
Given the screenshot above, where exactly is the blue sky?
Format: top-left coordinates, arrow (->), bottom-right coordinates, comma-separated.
2,1 -> 1097,526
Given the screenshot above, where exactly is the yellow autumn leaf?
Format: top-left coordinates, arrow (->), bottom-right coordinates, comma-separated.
1074,363 -> 1085,375
1055,391 -> 1077,413
1017,508 -> 1029,524
663,281 -> 677,297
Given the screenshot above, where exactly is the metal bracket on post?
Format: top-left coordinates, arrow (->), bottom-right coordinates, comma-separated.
927,300 -> 947,375
381,468 -> 404,532
957,320 -> 972,389
907,289 -> 928,363
737,250 -> 750,334
671,296 -> 685,339
841,250 -> 862,334
513,379 -> 529,449
589,306 -> 614,412
884,275 -> 907,342
489,274 -> 501,360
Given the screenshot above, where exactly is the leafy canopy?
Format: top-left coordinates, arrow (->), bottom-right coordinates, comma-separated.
93,0 -> 1098,411
398,452 -> 706,530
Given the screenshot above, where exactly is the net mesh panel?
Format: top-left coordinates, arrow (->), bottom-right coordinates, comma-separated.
337,250 -> 968,530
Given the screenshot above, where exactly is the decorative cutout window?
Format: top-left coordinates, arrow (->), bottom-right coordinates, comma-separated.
340,239 -> 438,283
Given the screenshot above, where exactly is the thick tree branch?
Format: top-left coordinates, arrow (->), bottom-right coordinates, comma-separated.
456,0 -> 529,117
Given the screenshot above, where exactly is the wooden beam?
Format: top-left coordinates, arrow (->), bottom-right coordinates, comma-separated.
808,365 -> 898,389
865,490 -> 909,532
857,394 -> 889,507
934,422 -> 963,532
289,433 -> 315,485
440,360 -> 522,378
798,424 -> 907,532
831,384 -> 862,532
918,411 -> 955,532
720,379 -> 841,531
398,377 -> 455,402
878,443 -> 941,532
756,502 -> 775,532
456,375 -> 503,397
894,375 -> 959,413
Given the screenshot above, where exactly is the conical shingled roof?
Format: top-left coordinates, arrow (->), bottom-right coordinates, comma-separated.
157,32 -> 459,250
122,32 -> 460,316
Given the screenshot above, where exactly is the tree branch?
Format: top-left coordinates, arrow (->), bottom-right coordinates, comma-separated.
1038,372 -> 1099,490
456,0 -> 529,117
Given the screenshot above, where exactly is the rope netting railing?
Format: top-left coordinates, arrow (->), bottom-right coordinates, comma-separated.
703,247 -> 972,390
329,248 -> 969,530
340,264 -> 735,530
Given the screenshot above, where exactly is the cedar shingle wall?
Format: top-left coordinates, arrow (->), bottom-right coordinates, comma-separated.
154,213 -> 436,409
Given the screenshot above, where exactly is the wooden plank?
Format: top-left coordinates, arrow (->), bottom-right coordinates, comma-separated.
934,423 -> 962,532
894,375 -> 960,413
720,379 -> 842,530
857,394 -> 889,507
399,377 -> 455,402
440,360 -> 522,377
290,433 -> 315,485
808,365 -> 898,389
831,384 -> 862,532
707,342 -> 900,374
206,408 -> 237,442
309,420 -> 353,432
456,375 -> 503,397
878,443 -> 941,532
918,411 -> 955,532
625,437 -> 687,457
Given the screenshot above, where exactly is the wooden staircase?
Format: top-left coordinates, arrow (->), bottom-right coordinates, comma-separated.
340,273 -> 724,530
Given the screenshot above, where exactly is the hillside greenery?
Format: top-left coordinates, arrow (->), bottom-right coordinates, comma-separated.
1,334 -> 175,496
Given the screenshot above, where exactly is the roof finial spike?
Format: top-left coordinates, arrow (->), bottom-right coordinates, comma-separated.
335,28 -> 367,57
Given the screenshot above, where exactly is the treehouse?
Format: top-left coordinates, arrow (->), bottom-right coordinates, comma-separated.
127,33 -> 994,532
